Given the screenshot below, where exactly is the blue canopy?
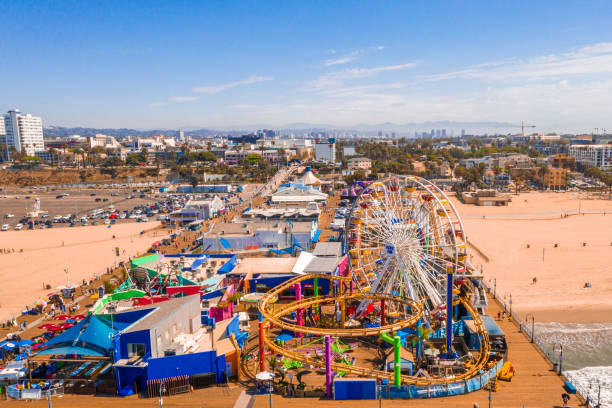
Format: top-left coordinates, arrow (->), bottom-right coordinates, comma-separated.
34,346 -> 107,357
36,314 -> 120,357
17,340 -> 34,347
311,229 -> 322,243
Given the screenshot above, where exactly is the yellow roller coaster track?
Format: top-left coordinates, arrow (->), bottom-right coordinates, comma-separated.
258,273 -> 491,386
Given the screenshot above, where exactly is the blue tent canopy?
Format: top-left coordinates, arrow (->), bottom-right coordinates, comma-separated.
35,346 -> 107,357
36,314 -> 121,357
311,229 -> 322,243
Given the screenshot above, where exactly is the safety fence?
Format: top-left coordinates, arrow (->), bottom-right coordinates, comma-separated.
6,385 -> 64,400
2,378 -> 116,399
376,360 -> 504,399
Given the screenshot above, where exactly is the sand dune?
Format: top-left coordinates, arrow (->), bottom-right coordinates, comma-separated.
452,192 -> 612,323
0,222 -> 164,322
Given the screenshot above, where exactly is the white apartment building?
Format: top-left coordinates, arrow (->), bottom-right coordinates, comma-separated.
87,134 -> 121,149
569,144 -> 612,169
3,109 -> 44,156
315,140 -> 336,163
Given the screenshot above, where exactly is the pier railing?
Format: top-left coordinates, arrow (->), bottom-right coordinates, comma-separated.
481,280 -> 596,406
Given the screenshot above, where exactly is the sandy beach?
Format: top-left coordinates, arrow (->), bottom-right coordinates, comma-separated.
0,222 -> 165,323
451,191 -> 612,323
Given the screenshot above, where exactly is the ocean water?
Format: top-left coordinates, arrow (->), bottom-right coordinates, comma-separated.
534,322 -> 612,407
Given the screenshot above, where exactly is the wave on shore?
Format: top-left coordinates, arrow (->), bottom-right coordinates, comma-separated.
535,322 -> 612,407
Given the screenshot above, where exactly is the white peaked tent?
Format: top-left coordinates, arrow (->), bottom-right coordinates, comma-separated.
299,170 -> 322,185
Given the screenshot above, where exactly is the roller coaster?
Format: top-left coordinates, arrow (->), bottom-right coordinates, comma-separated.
256,176 -> 493,393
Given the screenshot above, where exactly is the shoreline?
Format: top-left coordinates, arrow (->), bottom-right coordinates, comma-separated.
453,191 -> 612,325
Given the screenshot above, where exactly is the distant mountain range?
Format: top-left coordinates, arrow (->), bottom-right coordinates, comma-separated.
44,120 -> 522,138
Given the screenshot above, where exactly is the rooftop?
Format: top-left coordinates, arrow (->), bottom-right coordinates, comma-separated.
312,242 -> 343,257
122,295 -> 198,333
208,220 -> 312,235
231,257 -> 298,276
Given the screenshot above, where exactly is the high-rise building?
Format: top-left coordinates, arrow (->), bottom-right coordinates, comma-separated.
178,129 -> 184,142
461,129 -> 466,137
3,109 -> 44,156
315,138 -> 336,164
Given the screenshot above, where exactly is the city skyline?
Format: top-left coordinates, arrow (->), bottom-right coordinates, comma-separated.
2,1 -> 612,133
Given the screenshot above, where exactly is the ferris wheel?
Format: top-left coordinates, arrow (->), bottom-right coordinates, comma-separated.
346,176 -> 467,317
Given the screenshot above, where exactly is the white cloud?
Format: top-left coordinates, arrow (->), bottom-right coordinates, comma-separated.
150,101 -> 165,107
426,42 -> 612,82
193,76 -> 273,94
325,50 -> 362,66
168,96 -> 199,102
323,46 -> 385,66
307,63 -> 416,90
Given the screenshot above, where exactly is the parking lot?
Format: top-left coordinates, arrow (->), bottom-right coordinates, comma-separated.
0,187 -> 172,231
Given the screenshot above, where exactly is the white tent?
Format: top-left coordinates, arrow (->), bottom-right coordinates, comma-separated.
299,170 -> 322,186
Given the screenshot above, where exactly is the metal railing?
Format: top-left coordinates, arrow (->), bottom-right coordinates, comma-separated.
481,280 -> 595,405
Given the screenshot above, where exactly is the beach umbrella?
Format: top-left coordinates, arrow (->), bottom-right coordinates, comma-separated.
38,324 -> 56,329
47,293 -> 56,297
48,327 -> 63,332
34,299 -> 47,307
53,315 -> 71,321
255,371 -> 275,381
59,323 -> 74,329
65,319 -> 77,324
73,315 -> 86,320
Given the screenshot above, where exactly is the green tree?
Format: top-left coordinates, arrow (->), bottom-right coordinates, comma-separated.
244,153 -> 263,166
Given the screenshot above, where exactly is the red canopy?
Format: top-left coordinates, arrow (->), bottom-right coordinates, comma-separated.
53,315 -> 72,321
38,324 -> 57,329
59,323 -> 74,329
48,326 -> 63,331
73,314 -> 86,320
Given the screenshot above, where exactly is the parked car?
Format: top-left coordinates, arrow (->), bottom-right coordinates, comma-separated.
1,224 -> 10,231
14,223 -> 23,230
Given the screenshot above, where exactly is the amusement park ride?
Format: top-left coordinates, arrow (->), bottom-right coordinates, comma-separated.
257,176 -> 496,396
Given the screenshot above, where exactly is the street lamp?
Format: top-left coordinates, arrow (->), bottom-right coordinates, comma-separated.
554,343 -> 564,375
525,314 -> 535,343
493,278 -> 497,299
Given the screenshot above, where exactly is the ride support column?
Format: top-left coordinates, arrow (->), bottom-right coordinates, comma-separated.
339,279 -> 346,327
258,311 -> 265,372
446,266 -> 453,358
313,277 -> 319,314
295,283 -> 303,338
325,335 -> 332,398
381,299 -> 386,326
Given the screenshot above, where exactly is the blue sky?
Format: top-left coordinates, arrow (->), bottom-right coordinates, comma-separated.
2,0 -> 612,132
